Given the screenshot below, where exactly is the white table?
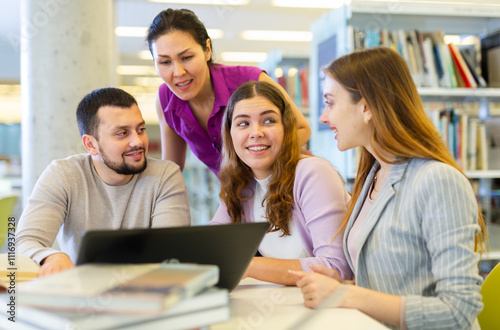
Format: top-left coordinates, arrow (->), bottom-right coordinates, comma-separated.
211,278 -> 388,330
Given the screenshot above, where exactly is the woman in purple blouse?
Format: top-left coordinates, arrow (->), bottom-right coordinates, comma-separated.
146,8 -> 311,175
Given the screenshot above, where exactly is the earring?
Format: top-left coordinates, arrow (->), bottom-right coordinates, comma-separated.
364,117 -> 369,125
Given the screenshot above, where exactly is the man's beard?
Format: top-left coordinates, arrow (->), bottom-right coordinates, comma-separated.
101,148 -> 147,175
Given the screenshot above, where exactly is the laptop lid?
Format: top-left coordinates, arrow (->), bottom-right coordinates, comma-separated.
76,222 -> 268,291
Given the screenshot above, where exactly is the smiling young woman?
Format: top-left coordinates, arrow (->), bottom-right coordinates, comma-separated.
209,81 -> 351,286
293,47 -> 487,330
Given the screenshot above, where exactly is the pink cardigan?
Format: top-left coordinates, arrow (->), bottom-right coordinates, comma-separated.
210,157 -> 353,280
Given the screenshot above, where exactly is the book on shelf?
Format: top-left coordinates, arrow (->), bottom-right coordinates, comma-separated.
5,287 -> 229,330
293,72 -> 301,108
287,73 -> 296,105
422,30 -> 448,88
274,65 -> 309,112
487,46 -> 500,88
396,29 -> 417,85
448,43 -> 478,88
486,118 -> 500,170
422,38 -> 440,88
353,26 -> 362,50
460,48 -> 488,88
390,29 -> 400,53
428,107 -> 491,171
432,44 -> 447,87
480,30 -> 500,85
346,25 -> 355,53
18,262 -> 219,315
460,113 -> 469,170
406,42 -> 421,87
441,42 -> 458,88
347,25 -> 500,90
299,67 -> 309,109
477,123 -> 489,171
380,28 -> 390,48
410,30 -> 427,87
467,118 -> 490,171
468,118 -> 479,171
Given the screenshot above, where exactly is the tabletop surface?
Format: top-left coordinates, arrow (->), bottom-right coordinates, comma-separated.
211,278 -> 389,330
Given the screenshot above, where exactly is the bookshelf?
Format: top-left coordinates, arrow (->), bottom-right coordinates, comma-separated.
309,3 -> 500,260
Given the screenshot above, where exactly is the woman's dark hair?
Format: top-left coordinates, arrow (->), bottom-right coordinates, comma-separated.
146,8 -> 214,66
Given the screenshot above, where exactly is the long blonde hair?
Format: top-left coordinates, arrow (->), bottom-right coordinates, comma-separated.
326,47 -> 487,252
218,81 -> 301,236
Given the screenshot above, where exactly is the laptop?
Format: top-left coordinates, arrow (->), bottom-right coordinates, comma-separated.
76,222 -> 269,291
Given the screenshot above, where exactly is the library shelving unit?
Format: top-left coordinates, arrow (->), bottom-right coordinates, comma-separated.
419,88 -> 500,260
309,2 -> 500,260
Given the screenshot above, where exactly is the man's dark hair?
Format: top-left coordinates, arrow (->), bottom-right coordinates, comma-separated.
76,87 -> 137,138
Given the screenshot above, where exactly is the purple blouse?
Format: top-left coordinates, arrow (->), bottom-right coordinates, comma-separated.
158,64 -> 263,175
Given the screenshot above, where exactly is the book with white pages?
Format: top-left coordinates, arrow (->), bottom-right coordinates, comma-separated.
4,287 -> 229,330
17,262 -> 219,315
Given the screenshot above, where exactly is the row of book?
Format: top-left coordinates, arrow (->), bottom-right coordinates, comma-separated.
426,108 -> 488,171
0,256 -> 229,330
348,27 -> 490,89
349,108 -> 493,175
276,66 -> 310,111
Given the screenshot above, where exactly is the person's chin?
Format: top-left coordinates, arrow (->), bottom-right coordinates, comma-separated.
131,159 -> 147,169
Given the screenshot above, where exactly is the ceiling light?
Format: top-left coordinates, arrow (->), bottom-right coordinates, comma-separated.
138,50 -> 153,60
272,0 -> 345,9
287,67 -> 299,77
207,29 -> 224,39
115,27 -> 147,37
221,52 -> 267,63
353,0 -> 499,7
116,65 -> 157,76
274,68 -> 284,78
149,0 -> 249,5
132,77 -> 165,86
241,30 -> 312,42
115,26 -> 223,39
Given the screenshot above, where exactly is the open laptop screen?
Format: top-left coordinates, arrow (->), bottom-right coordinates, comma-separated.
76,222 -> 269,291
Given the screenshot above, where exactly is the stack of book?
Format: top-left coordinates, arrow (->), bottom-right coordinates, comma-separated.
3,262 -> 229,330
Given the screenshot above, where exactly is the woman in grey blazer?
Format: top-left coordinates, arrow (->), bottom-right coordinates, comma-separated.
291,47 -> 487,329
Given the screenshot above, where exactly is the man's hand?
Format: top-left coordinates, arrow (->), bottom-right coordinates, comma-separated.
38,253 -> 74,277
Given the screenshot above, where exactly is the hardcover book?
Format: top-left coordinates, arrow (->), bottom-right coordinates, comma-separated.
5,287 -> 229,330
17,262 -> 219,315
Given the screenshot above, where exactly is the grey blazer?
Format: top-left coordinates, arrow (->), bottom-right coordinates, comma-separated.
344,158 -> 483,329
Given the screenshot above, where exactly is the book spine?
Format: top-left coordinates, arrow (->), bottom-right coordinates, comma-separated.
448,43 -> 478,88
